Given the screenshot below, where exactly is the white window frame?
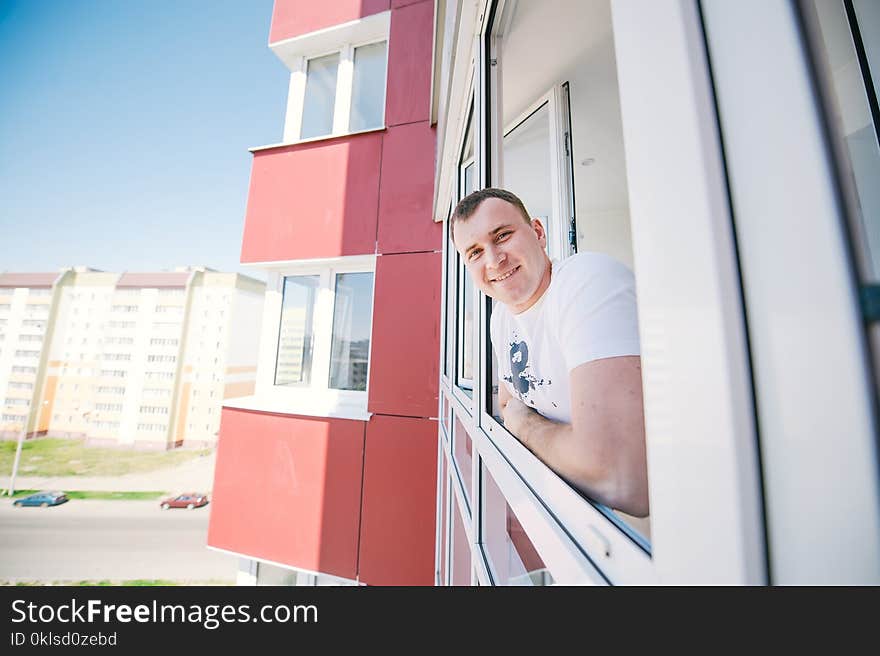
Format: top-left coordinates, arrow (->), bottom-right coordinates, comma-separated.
500,88 -> 573,262
236,255 -> 376,421
269,11 -> 391,145
470,0 -> 658,585
452,94 -> 478,412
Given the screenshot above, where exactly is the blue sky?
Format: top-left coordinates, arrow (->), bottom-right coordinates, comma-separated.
0,0 -> 289,281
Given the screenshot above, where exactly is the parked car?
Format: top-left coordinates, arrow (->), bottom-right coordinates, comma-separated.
13,491 -> 69,508
159,493 -> 208,510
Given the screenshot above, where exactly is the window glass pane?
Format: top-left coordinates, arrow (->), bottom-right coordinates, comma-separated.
502,101 -> 552,252
456,261 -> 474,392
808,0 -> 880,280
488,298 -> 502,420
481,463 -> 554,585
451,497 -> 471,586
256,562 -> 299,585
329,272 -> 373,391
274,275 -> 319,386
349,41 -> 387,132
463,162 -> 475,196
445,218 -> 456,378
439,455 -> 448,585
453,416 -> 472,508
456,100 -> 476,396
463,101 -> 475,164
301,52 -> 340,139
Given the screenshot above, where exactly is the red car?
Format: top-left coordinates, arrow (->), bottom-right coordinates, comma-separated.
159,493 -> 208,510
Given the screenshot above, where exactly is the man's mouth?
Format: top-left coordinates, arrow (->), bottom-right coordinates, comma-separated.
491,265 -> 520,283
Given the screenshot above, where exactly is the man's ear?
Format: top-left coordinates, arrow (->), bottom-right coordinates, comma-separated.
531,218 -> 547,246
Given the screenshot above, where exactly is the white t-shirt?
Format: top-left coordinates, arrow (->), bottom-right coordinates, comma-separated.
490,252 -> 641,424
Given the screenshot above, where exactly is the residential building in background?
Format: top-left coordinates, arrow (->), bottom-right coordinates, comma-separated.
210,0 -> 880,586
0,267 -> 264,449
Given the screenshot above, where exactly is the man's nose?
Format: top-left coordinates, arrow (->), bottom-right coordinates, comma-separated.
486,245 -> 506,268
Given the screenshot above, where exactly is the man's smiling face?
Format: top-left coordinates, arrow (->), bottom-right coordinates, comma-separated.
453,197 -> 552,314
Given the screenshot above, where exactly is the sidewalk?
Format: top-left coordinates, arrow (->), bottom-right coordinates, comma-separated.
6,450 -> 217,493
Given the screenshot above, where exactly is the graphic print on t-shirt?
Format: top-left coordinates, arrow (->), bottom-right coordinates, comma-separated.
505,339 -> 550,405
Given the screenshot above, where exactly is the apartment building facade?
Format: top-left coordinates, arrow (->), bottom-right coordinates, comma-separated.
0,267 -> 264,450
206,0 -> 440,586
210,0 -> 880,585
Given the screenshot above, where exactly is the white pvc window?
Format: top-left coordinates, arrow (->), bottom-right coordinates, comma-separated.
349,41 -> 388,132
274,275 -> 319,386
301,53 -> 340,139
254,257 -> 376,420
481,462 -> 554,586
272,267 -> 374,395
293,41 -> 388,142
455,102 -> 477,399
328,272 -> 374,392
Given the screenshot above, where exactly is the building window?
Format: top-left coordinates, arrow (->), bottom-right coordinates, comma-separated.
262,258 -> 375,417
349,41 -> 388,132
301,52 -> 340,139
274,266 -> 374,393
297,41 -> 388,140
328,272 -> 374,392
436,0 -> 656,585
455,101 -> 476,400
275,12 -> 390,143
274,275 -> 319,386
481,462 -> 553,586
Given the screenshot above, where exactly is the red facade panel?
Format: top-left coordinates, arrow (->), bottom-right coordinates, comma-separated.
240,134 -> 382,263
367,251 -> 441,418
269,0 -> 390,44
207,408 -> 365,580
377,122 -> 441,254
358,414 -> 438,585
386,0 -> 434,127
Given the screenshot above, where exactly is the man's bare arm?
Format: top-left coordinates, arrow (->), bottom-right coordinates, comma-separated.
500,356 -> 649,517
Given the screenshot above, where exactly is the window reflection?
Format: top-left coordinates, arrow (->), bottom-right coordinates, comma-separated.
451,498 -> 471,586
453,416 -> 472,508
439,455 -> 448,585
301,53 -> 340,139
350,41 -> 387,132
481,463 -> 554,585
329,272 -> 373,391
456,101 -> 476,396
808,0 -> 880,280
457,263 -> 474,389
256,562 -> 298,585
502,101 -> 553,252
274,275 -> 319,386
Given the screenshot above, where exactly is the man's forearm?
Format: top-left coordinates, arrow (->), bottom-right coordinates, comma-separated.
505,407 -> 619,509
504,401 -> 647,517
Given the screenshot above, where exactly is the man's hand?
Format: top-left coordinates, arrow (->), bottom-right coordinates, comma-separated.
500,395 -> 537,438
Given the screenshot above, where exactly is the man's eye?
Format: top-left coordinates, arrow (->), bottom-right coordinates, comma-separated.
496,231 -> 511,241
468,250 -> 482,261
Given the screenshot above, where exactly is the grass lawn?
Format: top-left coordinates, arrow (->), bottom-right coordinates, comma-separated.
0,438 -> 211,478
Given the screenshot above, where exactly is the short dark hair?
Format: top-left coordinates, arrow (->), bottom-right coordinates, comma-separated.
451,188 -> 531,242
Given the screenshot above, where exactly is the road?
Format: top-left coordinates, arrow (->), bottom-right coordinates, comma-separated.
0,499 -> 237,584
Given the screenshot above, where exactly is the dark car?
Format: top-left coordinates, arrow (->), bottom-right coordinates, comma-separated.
13,491 -> 69,508
159,493 -> 208,510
